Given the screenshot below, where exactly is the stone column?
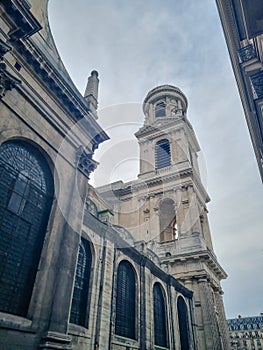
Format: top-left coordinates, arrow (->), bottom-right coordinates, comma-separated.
214,290 -> 231,350
167,280 -> 176,350
197,277 -> 222,350
39,148 -> 95,349
139,258 -> 146,350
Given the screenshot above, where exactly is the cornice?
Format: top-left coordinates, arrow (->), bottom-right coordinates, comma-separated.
162,249 -> 227,281
0,0 -> 42,40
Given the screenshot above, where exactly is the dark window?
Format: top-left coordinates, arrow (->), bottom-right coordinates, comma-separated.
0,140 -> 53,316
115,260 -> 136,339
155,102 -> 166,117
70,238 -> 92,327
155,139 -> 171,169
177,296 -> 190,350
159,198 -> 177,242
153,283 -> 168,347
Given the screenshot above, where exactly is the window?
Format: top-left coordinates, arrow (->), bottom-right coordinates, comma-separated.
155,101 -> 166,117
153,283 -> 168,348
115,260 -> 136,339
0,140 -> 53,316
155,139 -> 171,169
177,296 -> 190,350
159,198 -> 177,242
70,238 -> 92,327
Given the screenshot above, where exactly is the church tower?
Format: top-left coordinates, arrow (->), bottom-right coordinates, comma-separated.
98,84 -> 230,350
135,85 -> 230,349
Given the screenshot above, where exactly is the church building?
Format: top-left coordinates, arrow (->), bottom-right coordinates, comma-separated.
0,1 -> 230,349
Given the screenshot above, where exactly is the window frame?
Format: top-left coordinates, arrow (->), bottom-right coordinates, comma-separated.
115,260 -> 137,340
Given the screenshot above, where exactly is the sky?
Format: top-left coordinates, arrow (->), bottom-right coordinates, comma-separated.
48,0 -> 263,319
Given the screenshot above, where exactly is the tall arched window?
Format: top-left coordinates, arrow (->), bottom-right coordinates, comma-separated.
70,238 -> 92,327
155,139 -> 171,169
159,198 -> 177,242
153,283 -> 168,348
177,296 -> 190,350
115,260 -> 136,339
0,140 -> 53,316
155,101 -> 166,117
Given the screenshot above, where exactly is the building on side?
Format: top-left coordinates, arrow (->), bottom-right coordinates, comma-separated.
0,0 -> 229,349
216,0 -> 263,182
228,315 -> 263,350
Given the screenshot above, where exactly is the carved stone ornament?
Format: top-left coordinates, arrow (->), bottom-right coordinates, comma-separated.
76,146 -> 98,178
0,39 -> 11,60
0,39 -> 21,98
238,44 -> 257,63
0,63 -> 21,98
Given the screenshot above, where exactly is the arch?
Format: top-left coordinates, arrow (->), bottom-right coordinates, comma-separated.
155,101 -> 166,117
153,282 -> 168,348
155,139 -> 171,169
0,140 -> 54,316
159,198 -> 177,242
115,260 -> 136,339
70,237 -> 92,327
177,296 -> 190,350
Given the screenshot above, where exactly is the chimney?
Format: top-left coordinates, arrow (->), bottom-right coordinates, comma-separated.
84,70 -> 99,119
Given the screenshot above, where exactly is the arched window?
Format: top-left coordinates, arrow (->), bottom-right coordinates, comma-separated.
177,296 -> 190,350
159,198 -> 177,242
155,139 -> 171,169
155,101 -> 166,117
70,238 -> 92,327
115,260 -> 136,339
0,140 -> 53,316
153,283 -> 168,348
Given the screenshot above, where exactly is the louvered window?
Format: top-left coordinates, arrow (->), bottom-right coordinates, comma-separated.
153,283 -> 168,347
155,102 -> 166,117
177,296 -> 190,350
0,141 -> 53,316
70,238 -> 92,327
155,139 -> 171,169
115,260 -> 136,339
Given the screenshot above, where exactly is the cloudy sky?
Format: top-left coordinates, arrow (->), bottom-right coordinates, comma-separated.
48,0 -> 263,319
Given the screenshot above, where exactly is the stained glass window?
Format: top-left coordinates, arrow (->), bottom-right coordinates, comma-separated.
153,283 -> 168,347
0,140 -> 53,316
70,238 -> 92,327
155,139 -> 171,169
115,260 -> 136,339
177,296 -> 190,350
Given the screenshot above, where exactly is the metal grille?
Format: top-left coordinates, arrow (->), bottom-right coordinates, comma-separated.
115,260 -> 136,339
177,296 -> 190,350
155,139 -> 171,169
0,141 -> 53,316
153,283 -> 168,347
70,238 -> 91,327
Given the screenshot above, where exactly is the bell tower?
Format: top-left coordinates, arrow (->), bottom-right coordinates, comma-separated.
98,85 -> 230,350
134,85 -> 230,350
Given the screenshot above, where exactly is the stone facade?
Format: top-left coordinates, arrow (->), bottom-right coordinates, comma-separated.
216,0 -> 263,182
0,1 -> 229,349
